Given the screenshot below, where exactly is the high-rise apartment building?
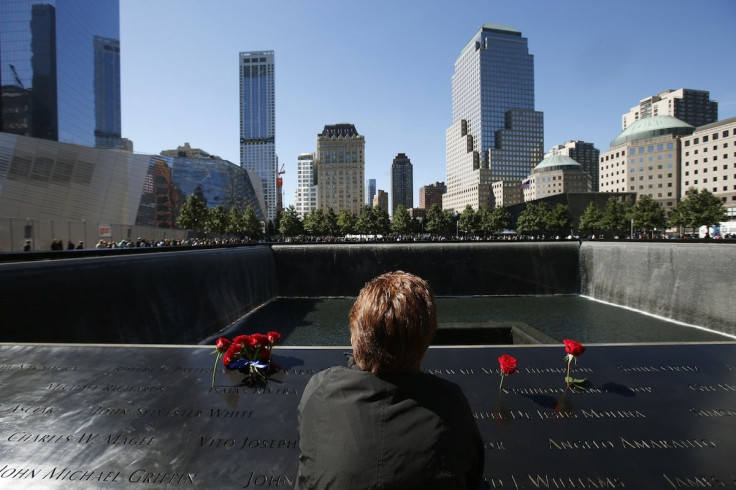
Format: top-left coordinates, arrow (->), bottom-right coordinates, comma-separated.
419,182 -> 446,209
0,0 -> 121,148
546,141 -> 600,191
622,89 -> 718,131
391,153 -> 413,214
444,24 -> 543,213
315,123 -> 365,215
366,179 -> 376,206
239,51 -> 276,223
294,153 -> 317,218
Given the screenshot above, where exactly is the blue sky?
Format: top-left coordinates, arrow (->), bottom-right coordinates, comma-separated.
120,0 -> 736,208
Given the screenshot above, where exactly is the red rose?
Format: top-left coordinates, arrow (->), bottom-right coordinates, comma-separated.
215,337 -> 231,353
563,339 -> 585,357
498,355 -> 518,376
222,350 -> 236,367
233,335 -> 251,345
259,348 -> 271,361
267,331 -> 281,344
251,333 -> 268,347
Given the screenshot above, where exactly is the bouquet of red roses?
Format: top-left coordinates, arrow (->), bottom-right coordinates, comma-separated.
211,331 -> 281,387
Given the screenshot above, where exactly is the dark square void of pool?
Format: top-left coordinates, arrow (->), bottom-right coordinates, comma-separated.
209,296 -> 733,347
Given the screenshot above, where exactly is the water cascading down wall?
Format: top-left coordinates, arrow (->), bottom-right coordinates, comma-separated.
0,241 -> 733,343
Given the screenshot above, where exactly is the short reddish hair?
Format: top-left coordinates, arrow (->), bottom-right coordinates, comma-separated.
349,271 -> 436,372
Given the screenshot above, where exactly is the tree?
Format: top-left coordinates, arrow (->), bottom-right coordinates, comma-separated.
424,204 -> 452,236
547,204 -> 572,235
631,195 -> 666,236
226,205 -> 246,236
242,206 -> 263,239
337,209 -> 357,236
578,202 -> 605,237
355,205 -> 374,235
515,202 -> 550,235
371,207 -> 391,235
391,205 -> 413,235
303,208 -> 326,237
278,205 -> 304,237
457,205 -> 478,235
679,188 -> 727,237
324,208 -> 339,237
602,197 -> 632,238
205,205 -> 229,234
667,204 -> 688,235
478,206 -> 510,236
176,194 -> 209,231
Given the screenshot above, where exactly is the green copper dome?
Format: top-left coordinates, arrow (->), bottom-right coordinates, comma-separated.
532,154 -> 581,173
610,116 -> 694,147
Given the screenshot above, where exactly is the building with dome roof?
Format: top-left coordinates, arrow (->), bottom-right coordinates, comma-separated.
599,115 -> 695,209
521,154 -> 591,202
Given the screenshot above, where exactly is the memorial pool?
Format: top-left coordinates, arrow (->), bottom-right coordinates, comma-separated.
218,295 -> 733,346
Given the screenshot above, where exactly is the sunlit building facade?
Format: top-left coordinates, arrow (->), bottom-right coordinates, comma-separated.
600,116 -> 694,209
444,24 -> 543,213
0,0 -> 121,148
294,152 -> 317,218
622,89 -> 718,131
546,141 -> 600,192
419,181 -> 446,209
239,51 -> 277,223
681,116 -> 736,213
315,123 -> 365,215
521,154 -> 591,202
0,133 -> 264,250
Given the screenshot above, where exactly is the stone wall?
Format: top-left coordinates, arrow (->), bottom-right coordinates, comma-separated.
271,242 -> 580,297
580,241 -> 735,337
0,246 -> 276,344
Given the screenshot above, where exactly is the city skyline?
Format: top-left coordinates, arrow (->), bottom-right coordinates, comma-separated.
119,0 -> 736,210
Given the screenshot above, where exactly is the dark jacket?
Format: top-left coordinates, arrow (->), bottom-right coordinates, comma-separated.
296,359 -> 484,489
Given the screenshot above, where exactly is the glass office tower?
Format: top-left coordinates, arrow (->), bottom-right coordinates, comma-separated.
239,51 -> 277,223
0,0 -> 121,148
444,24 -> 543,212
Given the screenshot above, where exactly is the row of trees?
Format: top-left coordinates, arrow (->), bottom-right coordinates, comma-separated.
175,195 -> 263,238
277,204 -> 515,238
579,189 -> 726,238
175,188 -> 727,240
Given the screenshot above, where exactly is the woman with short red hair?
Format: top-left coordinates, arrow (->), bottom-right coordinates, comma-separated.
296,271 -> 484,489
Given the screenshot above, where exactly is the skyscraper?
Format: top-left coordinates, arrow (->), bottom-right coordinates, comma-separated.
239,51 -> 276,223
0,0 -> 121,147
315,123 -> 365,215
444,24 -> 543,213
390,153 -> 413,215
294,153 -> 317,218
367,178 -> 376,206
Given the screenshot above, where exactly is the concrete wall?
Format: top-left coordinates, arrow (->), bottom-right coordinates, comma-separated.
580,242 -> 736,337
271,242 -> 580,297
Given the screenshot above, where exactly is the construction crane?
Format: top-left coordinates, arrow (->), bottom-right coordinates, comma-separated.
277,164 -> 285,210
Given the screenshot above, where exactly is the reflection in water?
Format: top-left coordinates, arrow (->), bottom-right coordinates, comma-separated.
227,296 -> 731,346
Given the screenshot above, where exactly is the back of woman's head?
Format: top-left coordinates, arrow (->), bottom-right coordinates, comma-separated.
349,271 -> 436,372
